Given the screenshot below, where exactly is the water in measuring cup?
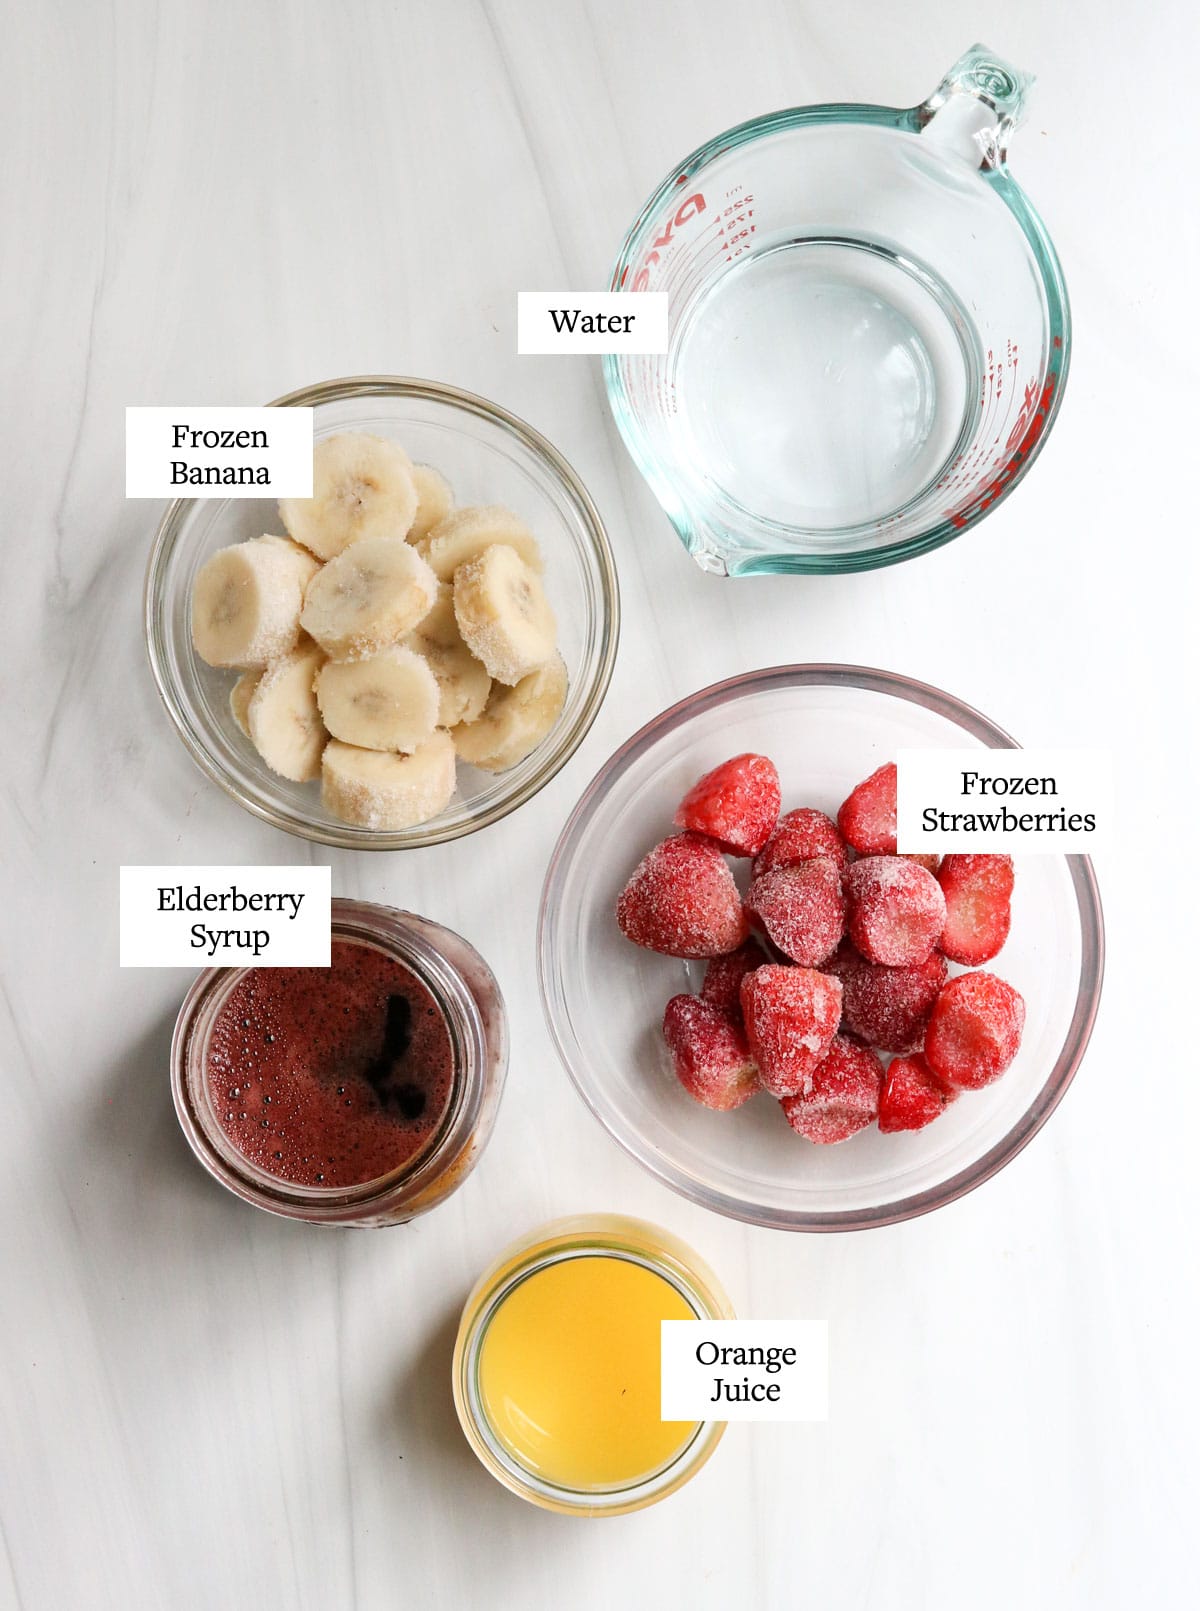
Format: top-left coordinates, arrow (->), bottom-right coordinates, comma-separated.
673,239 -> 977,532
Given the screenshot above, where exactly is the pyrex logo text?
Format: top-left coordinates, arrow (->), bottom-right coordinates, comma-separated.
624,194 -> 706,291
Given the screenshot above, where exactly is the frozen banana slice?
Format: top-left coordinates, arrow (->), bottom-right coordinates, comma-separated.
300,535 -> 438,660
453,543 -> 557,686
191,535 -> 318,668
404,583 -> 491,727
322,732 -> 457,831
315,644 -> 440,753
246,641 -> 327,782
408,464 -> 455,543
452,653 -> 567,773
416,504 -> 542,581
229,670 -> 261,736
279,433 -> 418,559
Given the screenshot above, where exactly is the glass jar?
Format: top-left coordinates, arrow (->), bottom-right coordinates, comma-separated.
171,899 -> 507,1226
453,1215 -> 735,1516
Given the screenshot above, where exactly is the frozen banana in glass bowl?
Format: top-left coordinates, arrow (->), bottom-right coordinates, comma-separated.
145,377 -> 619,848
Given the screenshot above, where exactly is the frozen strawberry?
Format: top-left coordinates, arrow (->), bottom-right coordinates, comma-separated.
745,858 -> 845,967
662,995 -> 760,1111
825,942 -> 947,1053
837,762 -> 897,856
937,854 -> 1014,965
844,856 -> 946,967
701,940 -> 765,1018
904,854 -> 942,874
739,965 -> 842,1098
780,1035 -> 883,1144
752,808 -> 849,877
673,753 -> 781,857
924,972 -> 1026,1090
617,833 -> 748,958
878,1053 -> 956,1133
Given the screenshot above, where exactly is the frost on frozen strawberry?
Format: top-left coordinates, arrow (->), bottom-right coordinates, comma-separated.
700,940 -> 765,1019
780,1035 -> 883,1144
844,856 -> 946,967
616,832 -> 748,958
745,858 -> 846,968
937,854 -> 1015,965
836,762 -> 897,856
673,753 -> 781,857
739,965 -> 842,1099
878,1053 -> 956,1133
662,995 -> 760,1111
753,807 -> 849,877
924,972 -> 1026,1090
825,942 -> 947,1053
903,854 -> 942,874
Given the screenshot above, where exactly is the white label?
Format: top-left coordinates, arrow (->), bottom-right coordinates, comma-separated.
517,291 -> 668,354
119,867 -> 331,967
661,1320 -> 828,1423
896,749 -> 1113,854
125,406 -> 314,498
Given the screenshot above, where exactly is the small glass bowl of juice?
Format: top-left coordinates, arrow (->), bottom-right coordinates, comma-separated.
170,899 -> 507,1226
453,1215 -> 734,1515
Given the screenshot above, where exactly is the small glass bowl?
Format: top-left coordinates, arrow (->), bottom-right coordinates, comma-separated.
171,899 -> 508,1226
145,376 -> 620,848
538,666 -> 1104,1232
452,1215 -> 733,1516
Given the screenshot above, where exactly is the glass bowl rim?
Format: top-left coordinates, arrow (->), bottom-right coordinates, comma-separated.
143,373 -> 621,849
603,103 -> 1071,574
537,664 -> 1105,1232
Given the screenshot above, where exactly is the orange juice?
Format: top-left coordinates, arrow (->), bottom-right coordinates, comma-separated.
477,1253 -> 698,1489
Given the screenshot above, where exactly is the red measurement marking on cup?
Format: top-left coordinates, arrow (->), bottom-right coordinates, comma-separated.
620,184 -> 756,420
932,341 -> 1023,505
943,365 -> 1060,529
630,192 -> 709,291
873,337 -> 1056,536
714,184 -> 756,264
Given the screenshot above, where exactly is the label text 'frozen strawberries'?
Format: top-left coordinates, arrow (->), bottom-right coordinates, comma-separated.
896,749 -> 1114,854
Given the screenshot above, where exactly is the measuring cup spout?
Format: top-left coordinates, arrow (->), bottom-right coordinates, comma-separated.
915,44 -> 1033,169
679,513 -> 732,576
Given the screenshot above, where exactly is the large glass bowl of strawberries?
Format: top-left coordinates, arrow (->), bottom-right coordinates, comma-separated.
538,666 -> 1104,1230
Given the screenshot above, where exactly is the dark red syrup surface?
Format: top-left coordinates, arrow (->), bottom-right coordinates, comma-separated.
204,940 -> 454,1189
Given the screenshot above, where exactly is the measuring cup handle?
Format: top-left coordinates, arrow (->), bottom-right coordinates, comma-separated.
914,44 -> 1033,168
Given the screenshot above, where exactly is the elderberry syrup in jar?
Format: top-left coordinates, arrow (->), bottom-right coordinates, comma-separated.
171,900 -> 507,1225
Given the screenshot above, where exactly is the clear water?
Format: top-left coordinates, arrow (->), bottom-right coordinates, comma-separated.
673,239 -> 977,532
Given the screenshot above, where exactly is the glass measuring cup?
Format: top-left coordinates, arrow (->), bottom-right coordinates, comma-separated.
605,46 -> 1069,575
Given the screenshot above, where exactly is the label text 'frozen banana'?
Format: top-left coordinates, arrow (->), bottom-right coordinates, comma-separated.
126,406 -> 314,498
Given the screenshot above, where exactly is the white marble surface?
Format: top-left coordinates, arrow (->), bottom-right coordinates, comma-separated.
2,2 -> 1197,1607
